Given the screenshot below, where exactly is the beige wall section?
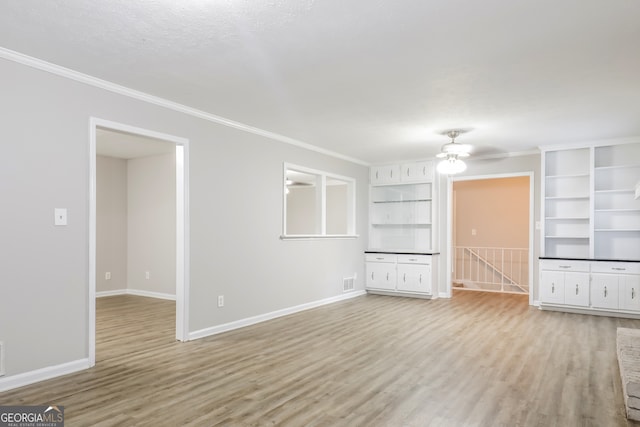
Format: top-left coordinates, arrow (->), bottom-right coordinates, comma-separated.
127,152 -> 176,296
0,58 -> 368,378
96,156 -> 128,292
453,177 -> 529,249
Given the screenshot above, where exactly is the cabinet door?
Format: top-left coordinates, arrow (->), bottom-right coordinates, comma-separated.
540,271 -> 564,304
619,275 -> 640,312
591,274 -> 619,310
397,264 -> 431,294
366,262 -> 396,291
563,272 -> 590,307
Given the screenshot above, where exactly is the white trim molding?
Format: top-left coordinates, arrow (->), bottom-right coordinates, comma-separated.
0,46 -> 368,166
189,290 -> 366,341
89,117 -> 191,369
0,359 -> 90,393
96,289 -> 177,301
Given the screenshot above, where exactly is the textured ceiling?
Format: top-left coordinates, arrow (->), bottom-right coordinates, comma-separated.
1,0 -> 639,163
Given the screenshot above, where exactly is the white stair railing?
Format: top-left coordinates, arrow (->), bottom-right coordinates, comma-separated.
453,246 -> 529,294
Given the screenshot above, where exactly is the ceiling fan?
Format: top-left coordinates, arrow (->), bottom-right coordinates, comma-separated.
436,129 -> 472,174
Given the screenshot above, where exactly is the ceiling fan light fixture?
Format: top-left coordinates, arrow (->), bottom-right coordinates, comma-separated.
436,129 -> 472,174
437,156 -> 467,175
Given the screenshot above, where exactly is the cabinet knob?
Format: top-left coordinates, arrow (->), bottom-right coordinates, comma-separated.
552,283 -> 555,293
633,288 -> 636,299
419,274 -> 422,283
386,272 -> 389,280
604,286 -> 608,298
576,284 -> 579,295
407,168 -> 410,177
403,273 -> 406,282
390,170 -> 393,178
371,272 -> 374,280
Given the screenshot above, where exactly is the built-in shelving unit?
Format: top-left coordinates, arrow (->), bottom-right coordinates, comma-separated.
366,161 -> 439,299
593,143 -> 640,260
369,179 -> 434,252
541,141 -> 640,261
543,147 -> 591,258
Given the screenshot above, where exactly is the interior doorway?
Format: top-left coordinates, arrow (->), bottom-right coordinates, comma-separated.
89,118 -> 190,367
448,173 -> 534,303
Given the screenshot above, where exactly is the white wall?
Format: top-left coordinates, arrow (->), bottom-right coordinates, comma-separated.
96,155 -> 128,292
0,57 -> 368,379
127,152 -> 176,296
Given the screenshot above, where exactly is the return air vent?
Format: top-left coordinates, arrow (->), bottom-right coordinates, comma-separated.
343,277 -> 355,292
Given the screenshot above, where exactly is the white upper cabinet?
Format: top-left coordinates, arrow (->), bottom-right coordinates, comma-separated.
400,161 -> 435,183
370,165 -> 401,185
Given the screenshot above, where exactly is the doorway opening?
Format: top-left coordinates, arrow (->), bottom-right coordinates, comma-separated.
448,173 -> 533,303
89,118 -> 190,367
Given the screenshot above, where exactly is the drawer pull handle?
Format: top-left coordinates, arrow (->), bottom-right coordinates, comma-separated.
376,171 -> 379,179
376,257 -> 384,260
604,286 -> 608,298
612,267 -> 626,271
559,265 -> 571,269
409,258 -> 417,261
390,170 -> 393,178
386,273 -> 389,281
633,288 -> 636,299
576,284 -> 579,295
407,168 -> 410,176
403,273 -> 406,282
423,166 -> 426,175
552,283 -> 555,293
371,272 -> 374,280
419,274 -> 422,283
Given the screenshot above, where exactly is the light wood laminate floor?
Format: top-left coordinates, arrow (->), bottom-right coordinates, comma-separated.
2,292 -> 640,426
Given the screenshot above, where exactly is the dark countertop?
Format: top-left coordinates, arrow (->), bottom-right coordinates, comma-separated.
539,257 -> 640,263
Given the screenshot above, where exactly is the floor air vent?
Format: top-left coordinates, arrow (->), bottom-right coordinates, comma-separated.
343,277 -> 355,292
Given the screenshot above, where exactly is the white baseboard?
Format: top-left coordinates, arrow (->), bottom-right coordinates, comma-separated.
0,359 -> 90,392
189,290 -> 366,341
126,289 -> 176,301
96,289 -> 127,298
439,292 -> 451,299
96,289 -> 176,301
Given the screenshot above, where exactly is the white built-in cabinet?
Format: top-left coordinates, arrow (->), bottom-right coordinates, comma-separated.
539,258 -> 640,317
540,140 -> 640,317
366,160 -> 438,298
365,253 -> 437,297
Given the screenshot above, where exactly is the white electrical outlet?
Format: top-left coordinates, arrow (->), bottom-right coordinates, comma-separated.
54,208 -> 68,226
105,272 -> 111,280
218,295 -> 224,307
145,271 -> 150,279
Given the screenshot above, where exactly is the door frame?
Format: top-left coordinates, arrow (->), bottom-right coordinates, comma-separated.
88,117 -> 190,366
445,172 -> 535,305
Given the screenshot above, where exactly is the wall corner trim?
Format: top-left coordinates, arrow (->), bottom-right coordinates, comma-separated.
0,46 -> 369,166
0,359 -> 90,393
189,290 -> 366,341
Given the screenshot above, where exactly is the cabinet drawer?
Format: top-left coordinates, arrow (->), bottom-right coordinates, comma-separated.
591,262 -> 640,275
365,254 -> 396,263
539,259 -> 590,272
397,254 -> 430,264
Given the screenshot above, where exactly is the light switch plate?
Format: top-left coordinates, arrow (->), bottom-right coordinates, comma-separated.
54,208 -> 67,226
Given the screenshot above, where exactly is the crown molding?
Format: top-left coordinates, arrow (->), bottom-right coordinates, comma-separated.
0,47 -> 369,166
